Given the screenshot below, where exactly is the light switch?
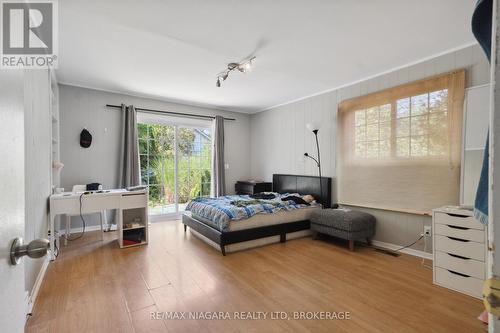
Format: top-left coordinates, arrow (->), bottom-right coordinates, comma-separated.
225,163 -> 230,170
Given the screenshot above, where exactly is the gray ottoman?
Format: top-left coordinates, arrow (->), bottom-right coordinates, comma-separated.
310,209 -> 376,251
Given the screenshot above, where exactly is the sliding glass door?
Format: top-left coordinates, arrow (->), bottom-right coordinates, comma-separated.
177,127 -> 212,212
138,121 -> 212,218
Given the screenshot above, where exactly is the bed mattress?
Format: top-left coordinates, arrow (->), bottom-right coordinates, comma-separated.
191,206 -> 320,232
186,192 -> 321,232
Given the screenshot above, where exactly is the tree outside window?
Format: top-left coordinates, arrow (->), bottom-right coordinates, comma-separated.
138,123 -> 211,215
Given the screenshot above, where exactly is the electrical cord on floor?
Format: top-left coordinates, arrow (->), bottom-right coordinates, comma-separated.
393,235 -> 423,252
66,193 -> 86,241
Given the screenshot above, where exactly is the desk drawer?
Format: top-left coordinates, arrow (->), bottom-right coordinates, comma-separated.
434,224 -> 485,243
121,194 -> 147,209
434,235 -> 485,261
435,251 -> 485,280
435,267 -> 483,298
52,195 -> 120,214
434,212 -> 483,230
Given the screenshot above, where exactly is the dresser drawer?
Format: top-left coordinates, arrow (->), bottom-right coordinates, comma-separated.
434,224 -> 485,243
434,235 -> 485,261
434,212 -> 483,230
435,267 -> 483,298
435,251 -> 485,279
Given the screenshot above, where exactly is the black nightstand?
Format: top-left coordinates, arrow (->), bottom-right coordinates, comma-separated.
235,181 -> 272,195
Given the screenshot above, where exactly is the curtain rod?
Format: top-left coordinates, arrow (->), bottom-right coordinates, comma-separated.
105,104 -> 236,121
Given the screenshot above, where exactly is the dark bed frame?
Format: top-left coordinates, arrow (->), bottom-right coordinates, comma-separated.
182,174 -> 332,255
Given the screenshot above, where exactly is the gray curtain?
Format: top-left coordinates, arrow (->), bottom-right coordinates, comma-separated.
118,104 -> 140,188
211,115 -> 226,196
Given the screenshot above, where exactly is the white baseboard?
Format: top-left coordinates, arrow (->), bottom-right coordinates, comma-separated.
371,239 -> 433,260
26,255 -> 50,317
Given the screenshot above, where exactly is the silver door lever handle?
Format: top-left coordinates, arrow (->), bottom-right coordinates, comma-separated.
10,238 -> 49,265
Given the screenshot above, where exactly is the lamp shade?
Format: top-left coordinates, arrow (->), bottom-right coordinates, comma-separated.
52,161 -> 64,171
306,122 -> 320,132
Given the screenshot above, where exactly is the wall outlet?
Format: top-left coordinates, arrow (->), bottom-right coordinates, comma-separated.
423,226 -> 432,237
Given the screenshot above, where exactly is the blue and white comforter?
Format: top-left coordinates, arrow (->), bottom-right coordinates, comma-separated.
185,192 -> 320,231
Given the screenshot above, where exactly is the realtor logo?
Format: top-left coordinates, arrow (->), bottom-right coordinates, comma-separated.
1,0 -> 58,69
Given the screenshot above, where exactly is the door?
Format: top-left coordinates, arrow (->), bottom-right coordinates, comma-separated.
176,126 -> 212,213
0,71 -> 27,332
488,0 -> 500,331
137,117 -> 212,220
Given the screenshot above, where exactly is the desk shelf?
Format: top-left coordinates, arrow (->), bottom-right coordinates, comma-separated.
123,225 -> 146,231
118,194 -> 149,249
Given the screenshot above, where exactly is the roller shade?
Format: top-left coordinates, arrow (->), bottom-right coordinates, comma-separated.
337,70 -> 465,213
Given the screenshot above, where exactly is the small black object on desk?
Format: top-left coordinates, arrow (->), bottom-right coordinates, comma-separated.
235,181 -> 272,195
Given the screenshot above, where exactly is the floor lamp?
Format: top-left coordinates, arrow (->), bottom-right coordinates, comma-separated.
304,123 -> 323,208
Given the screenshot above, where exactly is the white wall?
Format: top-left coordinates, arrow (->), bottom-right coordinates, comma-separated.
250,44 -> 490,253
59,84 -> 251,228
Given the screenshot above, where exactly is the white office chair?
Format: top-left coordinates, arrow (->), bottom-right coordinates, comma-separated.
64,184 -> 107,245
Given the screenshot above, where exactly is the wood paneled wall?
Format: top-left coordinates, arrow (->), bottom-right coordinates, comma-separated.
250,44 -> 490,253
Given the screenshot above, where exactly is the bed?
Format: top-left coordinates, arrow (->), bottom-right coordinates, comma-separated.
182,174 -> 332,255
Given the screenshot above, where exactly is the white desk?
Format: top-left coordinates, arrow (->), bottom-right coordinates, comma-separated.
49,189 -> 148,260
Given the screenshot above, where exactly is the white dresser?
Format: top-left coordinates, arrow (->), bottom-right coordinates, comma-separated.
432,206 -> 487,298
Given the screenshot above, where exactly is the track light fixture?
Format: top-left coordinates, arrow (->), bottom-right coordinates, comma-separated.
216,56 -> 255,87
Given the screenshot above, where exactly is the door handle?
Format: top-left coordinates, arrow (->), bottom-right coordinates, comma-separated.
10,237 -> 49,265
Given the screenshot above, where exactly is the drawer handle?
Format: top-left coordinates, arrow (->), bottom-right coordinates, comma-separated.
446,236 -> 469,242
447,253 -> 470,260
445,213 -> 470,218
446,225 -> 470,230
447,269 -> 470,278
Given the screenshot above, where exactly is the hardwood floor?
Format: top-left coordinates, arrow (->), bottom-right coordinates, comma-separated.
26,220 -> 485,333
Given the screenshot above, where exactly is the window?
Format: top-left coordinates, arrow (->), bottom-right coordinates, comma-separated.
353,89 -> 449,159
138,123 -> 212,216
337,70 -> 465,213
354,104 -> 392,158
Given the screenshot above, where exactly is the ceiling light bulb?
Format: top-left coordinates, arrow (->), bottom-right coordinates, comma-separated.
216,78 -> 221,87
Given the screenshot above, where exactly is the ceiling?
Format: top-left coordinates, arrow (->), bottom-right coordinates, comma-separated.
58,0 -> 477,113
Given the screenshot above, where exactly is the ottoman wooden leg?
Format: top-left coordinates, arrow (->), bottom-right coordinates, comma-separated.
366,238 -> 372,246
349,240 -> 355,251
312,231 -> 319,240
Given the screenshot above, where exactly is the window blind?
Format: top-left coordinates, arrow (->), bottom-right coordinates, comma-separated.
337,70 -> 465,213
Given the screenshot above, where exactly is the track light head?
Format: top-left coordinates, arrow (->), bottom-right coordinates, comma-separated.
239,60 -> 253,73
216,72 -> 229,87
216,57 -> 256,87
